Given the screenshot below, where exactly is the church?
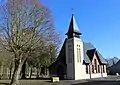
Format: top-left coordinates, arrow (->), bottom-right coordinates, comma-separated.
49,14 -> 107,80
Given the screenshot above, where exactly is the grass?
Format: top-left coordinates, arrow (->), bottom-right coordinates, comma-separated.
0,76 -> 120,85
0,80 -> 66,85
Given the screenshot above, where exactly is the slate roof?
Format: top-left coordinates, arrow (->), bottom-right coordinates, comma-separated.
83,42 -> 95,64
83,42 -> 107,64
56,39 -> 67,64
96,51 -> 107,64
107,60 -> 120,74
66,14 -> 82,36
107,57 -> 119,67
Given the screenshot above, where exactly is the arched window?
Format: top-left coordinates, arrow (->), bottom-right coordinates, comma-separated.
103,65 -> 105,73
92,65 -> 94,73
86,65 -> 88,74
68,44 -> 72,63
98,65 -> 100,73
94,59 -> 97,73
77,45 -> 81,63
77,47 -> 79,62
79,48 -> 81,62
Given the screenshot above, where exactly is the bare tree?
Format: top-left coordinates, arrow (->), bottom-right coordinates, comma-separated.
0,38 -> 13,79
0,0 -> 60,85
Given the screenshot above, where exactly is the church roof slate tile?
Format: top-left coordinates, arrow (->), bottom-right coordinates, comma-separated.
83,42 -> 107,64
66,15 -> 82,38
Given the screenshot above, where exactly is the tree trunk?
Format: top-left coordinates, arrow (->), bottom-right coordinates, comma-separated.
36,68 -> 39,78
10,62 -> 23,85
10,58 -> 26,85
21,60 -> 26,79
39,67 -> 41,77
29,67 -> 32,78
9,68 -> 12,80
0,63 -> 3,79
7,68 -> 9,79
9,61 -> 13,80
45,67 -> 47,75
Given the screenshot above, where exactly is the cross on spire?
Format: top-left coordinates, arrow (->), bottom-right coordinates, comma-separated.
71,8 -> 74,15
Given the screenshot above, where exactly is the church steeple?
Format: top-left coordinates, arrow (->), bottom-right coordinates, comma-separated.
66,14 -> 82,39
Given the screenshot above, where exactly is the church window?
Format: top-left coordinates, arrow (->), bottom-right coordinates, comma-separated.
79,48 -> 81,62
94,59 -> 97,73
68,44 -> 72,63
98,65 -> 100,73
103,65 -> 105,73
77,48 -> 79,62
77,45 -> 81,63
86,65 -> 88,74
92,65 -> 94,73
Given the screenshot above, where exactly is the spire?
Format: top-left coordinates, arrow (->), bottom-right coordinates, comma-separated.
66,14 -> 82,39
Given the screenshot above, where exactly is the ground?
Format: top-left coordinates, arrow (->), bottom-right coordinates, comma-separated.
0,76 -> 120,85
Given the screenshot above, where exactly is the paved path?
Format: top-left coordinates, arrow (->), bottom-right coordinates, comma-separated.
0,75 -> 120,85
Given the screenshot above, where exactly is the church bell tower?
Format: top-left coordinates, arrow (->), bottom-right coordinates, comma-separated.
66,14 -> 85,80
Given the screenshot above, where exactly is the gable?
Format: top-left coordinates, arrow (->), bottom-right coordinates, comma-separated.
83,42 -> 107,65
95,51 -> 107,64
86,49 -> 96,61
92,53 -> 100,65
